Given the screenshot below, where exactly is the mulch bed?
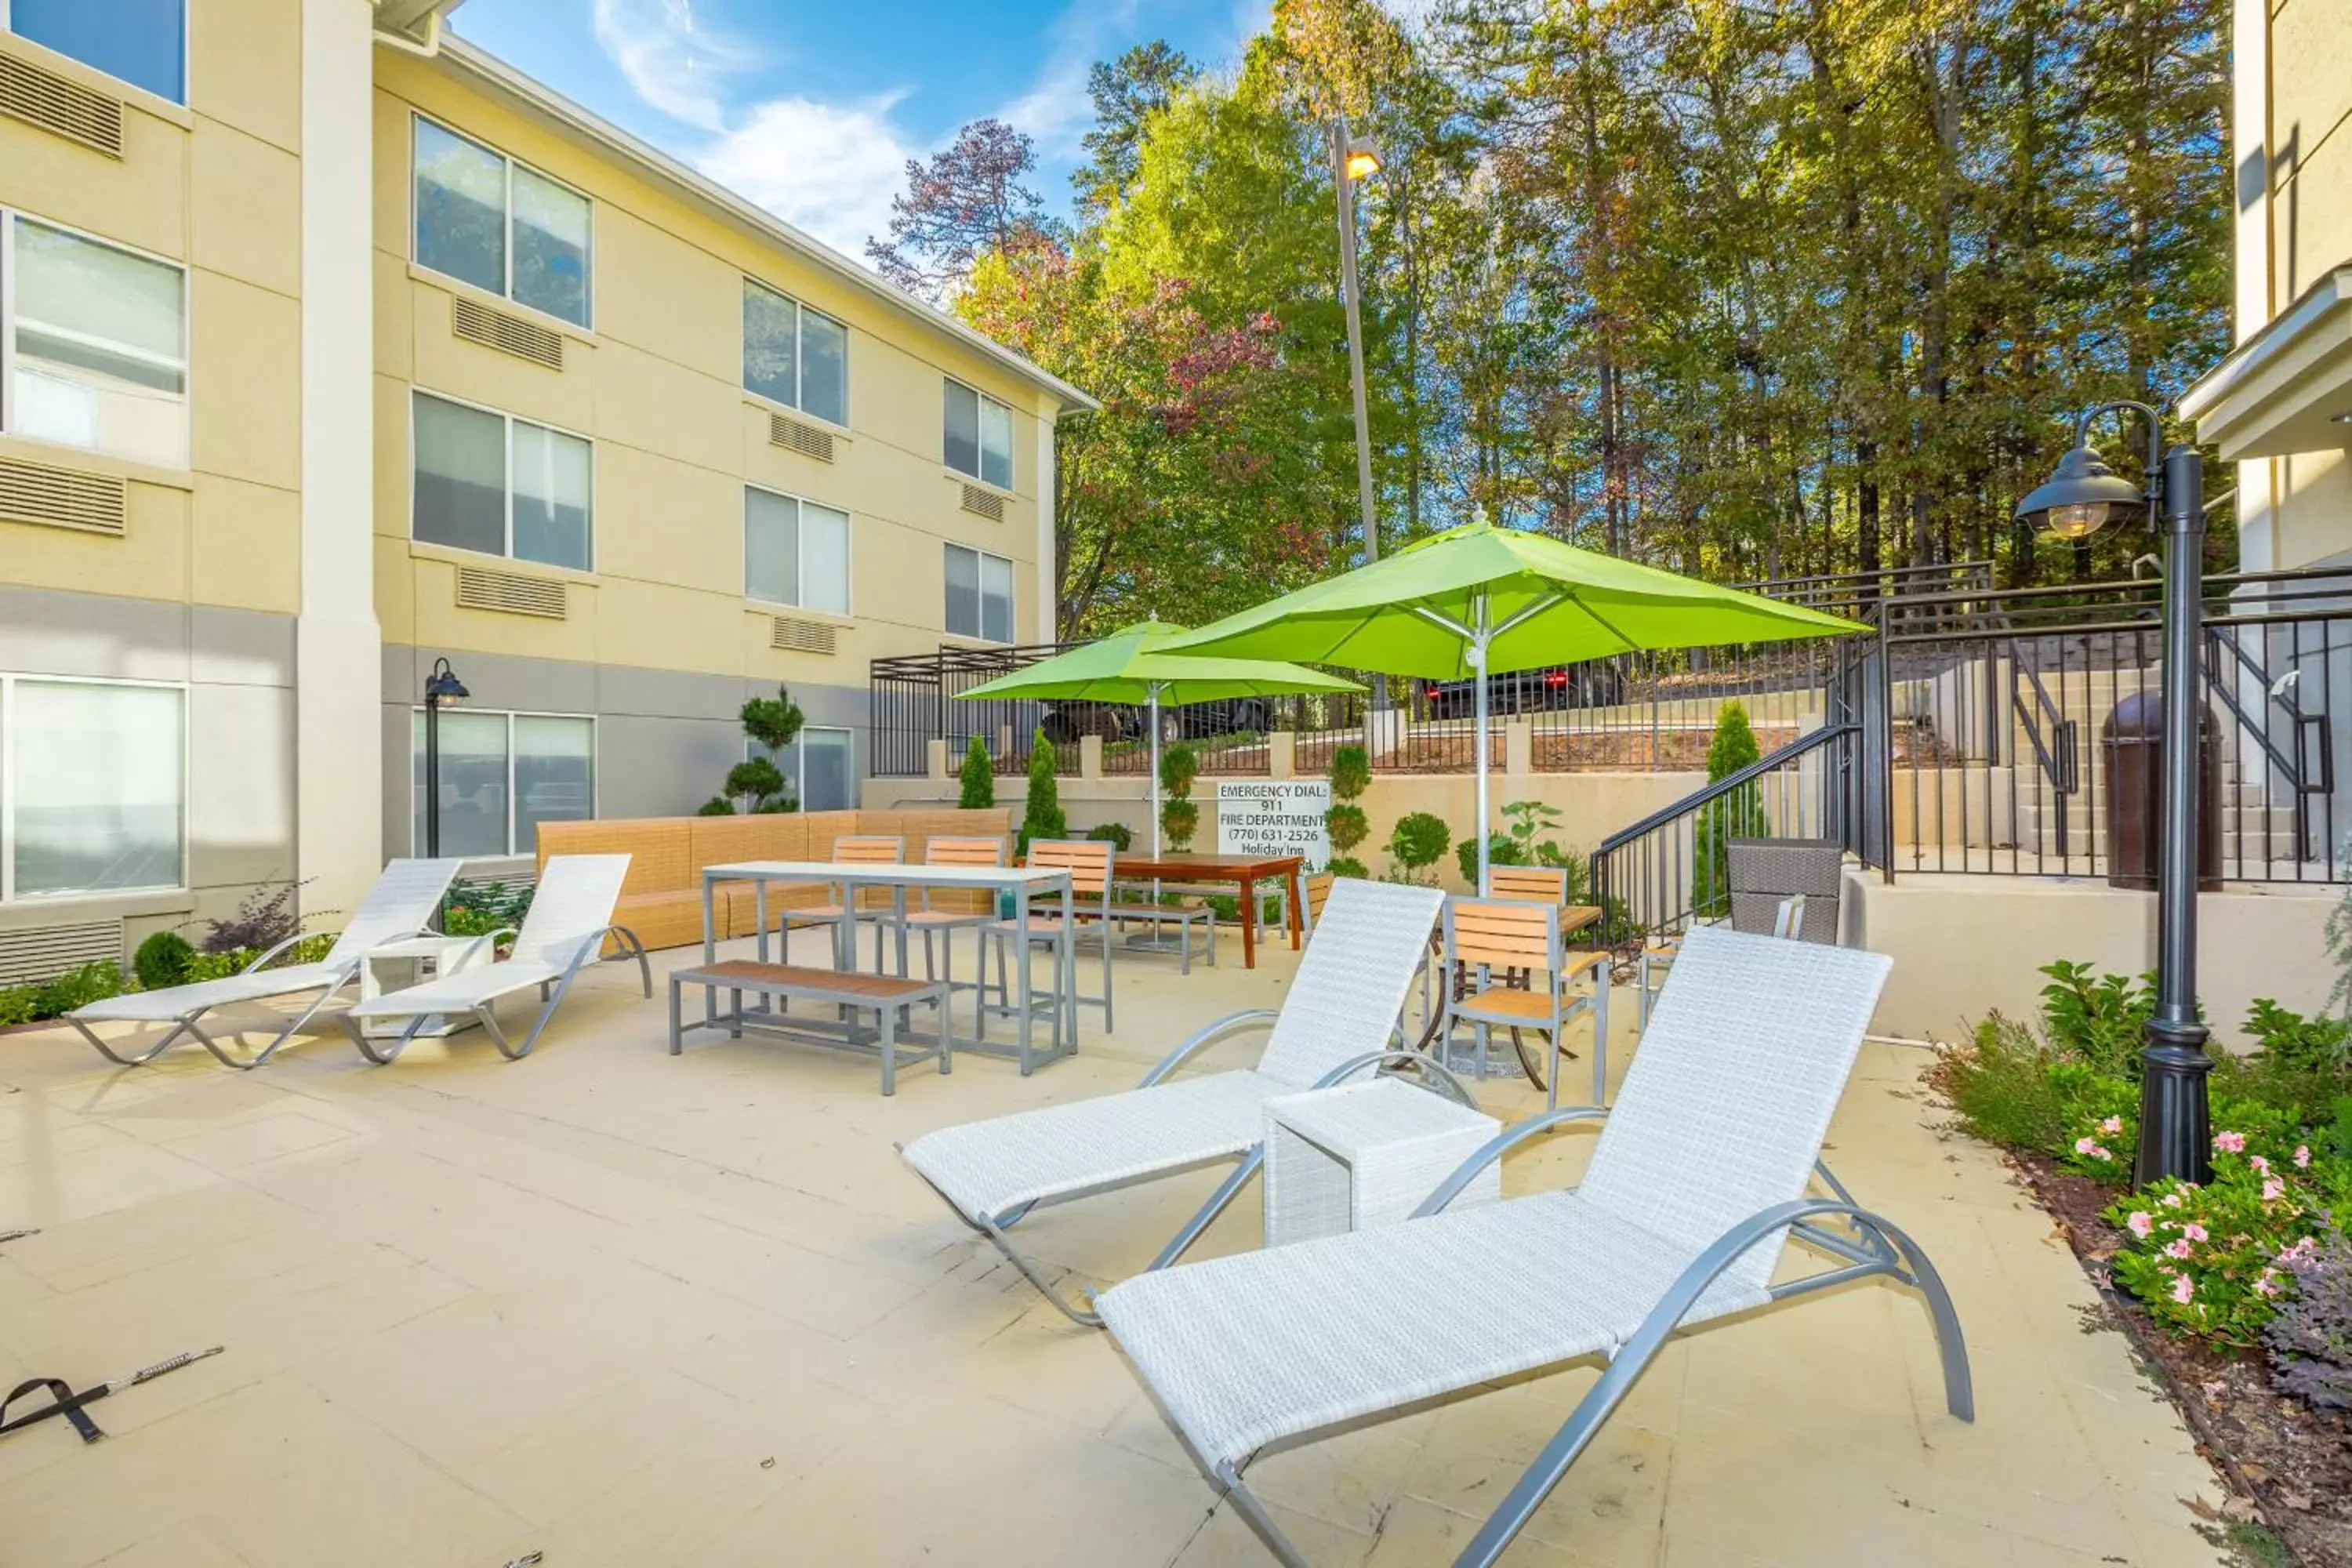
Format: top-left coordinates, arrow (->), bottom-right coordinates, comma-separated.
2009,1151 -> 2352,1566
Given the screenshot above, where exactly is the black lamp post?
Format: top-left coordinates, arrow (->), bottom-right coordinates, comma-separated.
421,657 -> 469,858
2015,402 -> 2211,1187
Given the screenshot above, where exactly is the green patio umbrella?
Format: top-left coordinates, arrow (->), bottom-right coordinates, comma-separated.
957,622 -> 1363,856
1156,519 -> 1867,888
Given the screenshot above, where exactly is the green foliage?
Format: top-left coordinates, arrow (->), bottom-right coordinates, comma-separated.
1160,742 -> 1199,850
2105,1146 -> 2323,1348
2037,960 -> 2158,1077
724,757 -> 789,814
133,930 -> 198,990
695,796 -> 737,816
2245,997 -> 2350,1075
1020,729 -> 1067,854
1158,742 -> 1198,798
1691,703 -> 1767,917
704,685 -> 804,814
1326,857 -> 1370,880
0,962 -> 129,1027
1457,831 -> 1522,887
739,687 -> 806,754
1385,811 -> 1450,884
1161,798 -> 1200,851
958,735 -> 996,810
1324,802 -> 1368,856
1086,822 -> 1133,851
1328,745 -> 1370,802
443,880 -> 533,939
1934,1014 -> 2076,1155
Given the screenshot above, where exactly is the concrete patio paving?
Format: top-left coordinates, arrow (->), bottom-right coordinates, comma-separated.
2,930 -> 2232,1567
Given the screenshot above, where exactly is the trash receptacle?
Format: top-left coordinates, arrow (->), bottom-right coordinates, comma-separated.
2102,691 -> 2221,891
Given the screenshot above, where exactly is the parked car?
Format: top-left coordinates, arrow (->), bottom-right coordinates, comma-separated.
1038,702 -> 1133,746
1421,662 -> 1624,719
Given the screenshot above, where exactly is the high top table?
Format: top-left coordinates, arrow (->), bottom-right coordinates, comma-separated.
1110,852 -> 1307,969
699,860 -> 1078,1073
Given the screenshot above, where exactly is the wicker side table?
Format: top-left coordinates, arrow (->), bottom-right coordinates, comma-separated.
1261,1079 -> 1501,1247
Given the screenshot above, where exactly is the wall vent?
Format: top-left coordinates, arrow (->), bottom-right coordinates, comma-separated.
768,414 -> 836,462
450,296 -> 564,371
959,484 -> 1006,523
0,920 -> 122,985
770,615 -> 838,655
455,564 -> 567,619
0,52 -> 124,158
0,456 -> 128,536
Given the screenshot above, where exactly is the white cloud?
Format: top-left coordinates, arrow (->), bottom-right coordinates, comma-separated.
993,0 -> 1138,162
696,94 -> 917,260
591,0 -> 749,132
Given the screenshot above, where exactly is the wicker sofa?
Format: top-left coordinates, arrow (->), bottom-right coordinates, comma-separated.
535,808 -> 1014,953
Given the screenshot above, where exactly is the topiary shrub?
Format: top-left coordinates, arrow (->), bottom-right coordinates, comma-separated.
724,755 -> 789,815
1387,811 -> 1450,884
133,930 -> 197,990
1691,702 -> 1766,916
1160,743 -> 1200,851
695,796 -> 738,816
1457,832 -> 1524,888
1326,744 -> 1371,878
959,734 -> 996,810
1019,728 -> 1066,854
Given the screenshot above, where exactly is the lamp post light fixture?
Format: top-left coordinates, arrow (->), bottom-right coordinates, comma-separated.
1331,114 -> 1386,722
420,656 -> 469,859
2016,402 -> 2212,1187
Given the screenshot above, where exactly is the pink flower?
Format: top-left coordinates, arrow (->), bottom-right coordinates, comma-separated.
2074,1137 -> 2100,1156
2214,1131 -> 2246,1154
2100,1116 -> 2124,1135
2249,1154 -> 2271,1177
2171,1275 -> 2195,1305
2161,1193 -> 2184,1208
2183,1223 -> 2209,1243
2165,1239 -> 2194,1259
2256,1272 -> 2282,1298
2294,1145 -> 2311,1169
2127,1211 -> 2154,1238
2263,1179 -> 2286,1203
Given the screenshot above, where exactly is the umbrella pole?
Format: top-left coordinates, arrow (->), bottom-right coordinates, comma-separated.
1149,687 -> 1163,860
1473,597 -> 1492,896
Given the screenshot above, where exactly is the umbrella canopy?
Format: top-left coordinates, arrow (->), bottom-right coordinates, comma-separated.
1154,520 -> 1867,887
958,622 -> 1363,856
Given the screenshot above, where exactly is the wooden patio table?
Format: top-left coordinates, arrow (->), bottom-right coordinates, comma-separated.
1110,852 -> 1307,970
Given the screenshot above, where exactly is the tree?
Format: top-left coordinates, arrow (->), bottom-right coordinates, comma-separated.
1693,700 -> 1769,916
1073,42 -> 1200,216
706,685 -> 804,814
958,734 -> 995,810
1019,729 -> 1067,853
866,118 -> 1054,299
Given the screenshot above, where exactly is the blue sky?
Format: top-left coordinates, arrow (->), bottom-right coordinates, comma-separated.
447,0 -> 1275,264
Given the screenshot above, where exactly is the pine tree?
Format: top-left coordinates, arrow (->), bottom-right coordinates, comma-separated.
1019,729 -> 1067,854
958,734 -> 995,810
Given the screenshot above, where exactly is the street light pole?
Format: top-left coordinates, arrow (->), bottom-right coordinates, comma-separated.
421,657 -> 468,859
1331,114 -> 1387,724
2015,403 -> 2211,1185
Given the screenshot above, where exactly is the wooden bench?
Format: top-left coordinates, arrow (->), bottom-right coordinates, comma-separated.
668,959 -> 949,1095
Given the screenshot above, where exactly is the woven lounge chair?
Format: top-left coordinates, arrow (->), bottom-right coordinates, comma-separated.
343,854 -> 648,1062
67,858 -> 463,1069
900,878 -> 1462,1325
1093,926 -> 1972,1568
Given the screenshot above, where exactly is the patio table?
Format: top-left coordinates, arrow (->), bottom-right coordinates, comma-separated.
699,860 -> 1078,1073
1107,852 -> 1305,970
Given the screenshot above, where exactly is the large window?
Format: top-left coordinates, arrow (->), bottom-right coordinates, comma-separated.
412,710 -> 593,858
3,0 -> 185,103
742,280 -> 848,426
744,487 -> 849,614
942,379 -> 1012,490
412,116 -> 592,329
750,727 -> 854,813
2,676 -> 183,901
945,544 -> 1014,643
0,213 -> 188,469
412,391 -> 593,571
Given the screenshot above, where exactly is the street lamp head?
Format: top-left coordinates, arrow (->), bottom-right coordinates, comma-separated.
423,655 -> 468,709
1344,137 -> 1383,180
2016,445 -> 2143,539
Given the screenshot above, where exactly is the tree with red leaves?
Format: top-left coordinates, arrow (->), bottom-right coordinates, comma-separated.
865,118 -> 1055,299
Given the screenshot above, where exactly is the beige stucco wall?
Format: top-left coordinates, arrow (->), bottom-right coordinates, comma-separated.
369,49 -> 1058,699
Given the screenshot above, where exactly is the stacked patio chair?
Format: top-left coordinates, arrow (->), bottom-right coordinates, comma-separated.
1637,835 -> 1847,1029
1092,925 -> 1969,1568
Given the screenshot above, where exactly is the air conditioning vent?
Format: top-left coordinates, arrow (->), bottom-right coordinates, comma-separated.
0,52 -> 124,158
768,413 -> 835,462
0,456 -> 128,536
960,484 -> 1005,523
455,564 -> 567,619
450,296 -> 564,371
0,920 -> 122,985
770,615 -> 838,655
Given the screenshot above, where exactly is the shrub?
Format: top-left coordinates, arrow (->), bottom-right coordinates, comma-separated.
443,880 -> 533,938
695,796 -> 737,816
1456,831 -> 1523,887
724,756 -> 792,814
1933,1013 -> 2076,1155
2267,1225 -> 2352,1411
201,880 -> 303,955
2038,960 -> 2156,1076
958,735 -> 996,809
2105,1141 -> 2324,1347
1328,743 -> 1370,801
133,930 -> 198,989
1692,702 -> 1766,916
1086,822 -> 1132,851
1161,798 -> 1200,850
1160,742 -> 1199,851
1326,745 -> 1370,878
0,962 -> 129,1026
2245,997 -> 2350,1075
1019,729 -> 1066,854
1386,812 -> 1450,884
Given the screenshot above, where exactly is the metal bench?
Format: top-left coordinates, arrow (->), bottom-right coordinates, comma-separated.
668,960 -> 949,1094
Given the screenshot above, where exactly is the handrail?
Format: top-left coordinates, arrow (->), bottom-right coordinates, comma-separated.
1592,722 -> 1860,857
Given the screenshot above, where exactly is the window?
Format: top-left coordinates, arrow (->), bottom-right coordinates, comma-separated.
742,280 -> 848,426
1,676 -> 183,900
3,0 -> 185,103
0,213 -> 188,469
750,727 -> 854,813
412,710 -> 593,858
412,391 -> 592,571
744,487 -> 849,614
942,379 -> 1012,489
945,544 -> 1014,643
412,117 -> 592,328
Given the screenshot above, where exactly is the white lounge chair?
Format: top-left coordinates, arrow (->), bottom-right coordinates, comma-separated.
67,858 -> 463,1069
343,854 -> 648,1063
1093,927 -> 1973,1568
900,877 -> 1463,1325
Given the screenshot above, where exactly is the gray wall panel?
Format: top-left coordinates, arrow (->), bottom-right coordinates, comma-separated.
191,607 -> 296,688
597,714 -> 743,818
0,586 -> 192,681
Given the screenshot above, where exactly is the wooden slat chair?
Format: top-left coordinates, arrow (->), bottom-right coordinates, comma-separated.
1486,863 -> 1570,903
1441,896 -> 1610,1109
794,835 -> 906,971
982,838 -> 1116,1048
901,835 -> 1007,1024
